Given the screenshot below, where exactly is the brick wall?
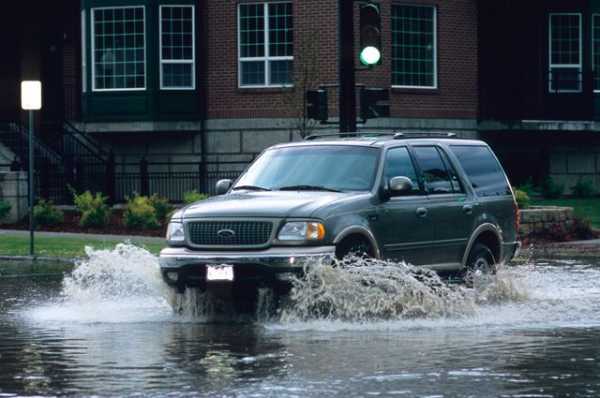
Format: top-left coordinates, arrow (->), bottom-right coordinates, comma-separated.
206,0 -> 478,120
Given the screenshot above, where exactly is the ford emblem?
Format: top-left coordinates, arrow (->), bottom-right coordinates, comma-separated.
217,229 -> 236,239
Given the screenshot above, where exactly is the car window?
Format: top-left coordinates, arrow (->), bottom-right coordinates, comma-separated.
384,147 -> 420,193
413,146 -> 458,195
449,145 -> 511,197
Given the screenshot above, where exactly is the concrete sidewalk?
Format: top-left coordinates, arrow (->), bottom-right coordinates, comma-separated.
0,228 -> 165,244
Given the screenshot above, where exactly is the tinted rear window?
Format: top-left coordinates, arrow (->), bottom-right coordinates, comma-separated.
450,145 -> 511,197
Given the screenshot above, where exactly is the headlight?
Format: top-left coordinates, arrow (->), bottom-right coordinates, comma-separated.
278,222 -> 325,241
166,222 -> 185,244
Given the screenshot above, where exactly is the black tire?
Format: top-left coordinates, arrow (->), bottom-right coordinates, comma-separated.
462,243 -> 496,287
335,237 -> 373,260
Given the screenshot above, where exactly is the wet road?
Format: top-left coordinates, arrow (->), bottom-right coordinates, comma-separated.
1,248 -> 600,397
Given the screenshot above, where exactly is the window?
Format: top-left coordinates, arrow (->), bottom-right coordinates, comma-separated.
549,13 -> 582,93
384,147 -> 420,194
593,14 -> 600,92
238,2 -> 293,87
450,145 -> 511,197
413,146 -> 459,195
160,5 -> 195,90
91,7 -> 146,91
391,5 -> 437,88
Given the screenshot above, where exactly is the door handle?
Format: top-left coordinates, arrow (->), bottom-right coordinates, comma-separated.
416,207 -> 428,217
462,205 -> 473,215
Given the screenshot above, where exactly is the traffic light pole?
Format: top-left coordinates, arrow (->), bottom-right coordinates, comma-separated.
339,0 -> 356,133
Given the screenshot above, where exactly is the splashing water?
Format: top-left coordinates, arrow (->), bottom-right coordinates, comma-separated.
279,256 -> 529,323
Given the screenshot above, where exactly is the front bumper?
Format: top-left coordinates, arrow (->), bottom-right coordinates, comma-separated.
159,245 -> 336,287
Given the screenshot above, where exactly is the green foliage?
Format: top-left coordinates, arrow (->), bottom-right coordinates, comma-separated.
72,190 -> 111,228
542,177 -> 564,199
513,189 -> 530,209
123,194 -> 160,229
516,178 -> 537,197
183,190 -> 209,204
0,199 -> 11,220
149,194 -> 173,223
571,178 -> 596,198
33,199 -> 64,226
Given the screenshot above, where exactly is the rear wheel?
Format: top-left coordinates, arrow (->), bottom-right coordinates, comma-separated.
462,243 -> 496,287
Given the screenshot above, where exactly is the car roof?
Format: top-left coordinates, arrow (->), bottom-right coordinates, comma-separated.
269,134 -> 487,150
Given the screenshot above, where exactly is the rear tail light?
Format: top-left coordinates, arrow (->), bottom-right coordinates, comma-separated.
513,197 -> 521,236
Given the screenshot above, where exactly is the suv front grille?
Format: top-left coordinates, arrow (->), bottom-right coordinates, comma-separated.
187,221 -> 273,247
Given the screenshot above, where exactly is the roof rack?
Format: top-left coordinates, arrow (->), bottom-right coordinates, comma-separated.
304,132 -> 395,141
392,132 -> 457,139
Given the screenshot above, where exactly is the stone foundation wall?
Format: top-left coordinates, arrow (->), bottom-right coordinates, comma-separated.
0,171 -> 28,224
519,206 -> 576,238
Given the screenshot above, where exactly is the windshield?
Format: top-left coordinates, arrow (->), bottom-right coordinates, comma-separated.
234,145 -> 380,192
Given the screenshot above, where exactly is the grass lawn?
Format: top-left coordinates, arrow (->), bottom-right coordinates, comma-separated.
0,234 -> 165,258
531,198 -> 600,228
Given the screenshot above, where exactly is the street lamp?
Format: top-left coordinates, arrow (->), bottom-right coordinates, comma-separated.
20,80 -> 42,256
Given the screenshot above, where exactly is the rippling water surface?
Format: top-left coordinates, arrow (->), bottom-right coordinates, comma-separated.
1,245 -> 600,397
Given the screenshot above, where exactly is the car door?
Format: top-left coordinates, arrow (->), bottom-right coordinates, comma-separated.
411,145 -> 476,268
371,146 -> 433,265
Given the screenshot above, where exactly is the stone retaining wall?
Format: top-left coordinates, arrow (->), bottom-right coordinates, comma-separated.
519,206 -> 576,238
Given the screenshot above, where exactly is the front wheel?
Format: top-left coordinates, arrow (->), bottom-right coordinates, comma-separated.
462,243 -> 496,287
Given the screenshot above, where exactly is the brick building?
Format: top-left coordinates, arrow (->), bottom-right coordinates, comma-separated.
2,0 -> 597,202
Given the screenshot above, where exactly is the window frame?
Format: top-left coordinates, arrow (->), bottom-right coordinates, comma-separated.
159,4 -> 196,91
592,13 -> 600,93
237,1 -> 294,88
390,4 -> 438,90
548,12 -> 583,93
90,5 -> 147,92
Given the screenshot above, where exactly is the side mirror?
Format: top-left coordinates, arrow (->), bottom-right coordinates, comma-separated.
215,179 -> 232,195
389,176 -> 414,196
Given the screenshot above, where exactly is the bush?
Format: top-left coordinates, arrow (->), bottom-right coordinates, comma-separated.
571,178 -> 596,198
513,189 -> 530,209
149,194 -> 173,224
123,194 -> 160,229
33,199 -> 64,226
542,177 -> 564,199
516,178 -> 538,197
73,190 -> 111,228
0,200 -> 11,221
183,190 -> 209,204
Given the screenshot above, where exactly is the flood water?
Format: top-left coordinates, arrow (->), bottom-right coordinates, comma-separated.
1,245 -> 600,397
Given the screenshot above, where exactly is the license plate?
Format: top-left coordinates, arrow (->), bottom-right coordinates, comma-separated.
206,265 -> 234,282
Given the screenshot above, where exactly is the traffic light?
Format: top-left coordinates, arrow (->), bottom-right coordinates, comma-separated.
360,88 -> 390,120
359,2 -> 382,66
306,89 -> 328,122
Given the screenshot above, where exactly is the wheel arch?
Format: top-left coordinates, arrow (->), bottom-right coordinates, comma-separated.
461,223 -> 503,268
333,226 -> 382,259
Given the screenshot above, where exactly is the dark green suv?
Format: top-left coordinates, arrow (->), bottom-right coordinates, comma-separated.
160,133 -> 520,295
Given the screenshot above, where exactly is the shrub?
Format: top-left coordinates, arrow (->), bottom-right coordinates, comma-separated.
183,190 -> 209,204
0,200 -> 11,221
123,194 -> 160,229
73,190 -> 111,228
571,178 -> 596,198
33,199 -> 64,226
516,178 -> 538,197
513,189 -> 530,209
149,194 -> 173,224
542,177 -> 564,199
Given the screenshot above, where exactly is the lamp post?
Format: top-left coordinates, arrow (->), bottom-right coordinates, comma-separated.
20,81 -> 42,257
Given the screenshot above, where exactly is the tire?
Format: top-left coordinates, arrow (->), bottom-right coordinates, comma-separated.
462,243 -> 496,287
335,237 -> 373,261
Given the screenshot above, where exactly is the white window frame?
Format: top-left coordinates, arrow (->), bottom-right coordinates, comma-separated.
90,6 -> 147,92
237,2 -> 294,88
548,13 -> 582,93
592,13 -> 600,93
159,5 -> 196,90
391,5 -> 438,90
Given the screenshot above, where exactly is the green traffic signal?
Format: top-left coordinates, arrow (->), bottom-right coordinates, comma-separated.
359,3 -> 382,66
359,46 -> 381,66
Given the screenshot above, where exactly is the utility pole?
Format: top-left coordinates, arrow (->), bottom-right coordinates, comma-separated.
339,0 -> 356,133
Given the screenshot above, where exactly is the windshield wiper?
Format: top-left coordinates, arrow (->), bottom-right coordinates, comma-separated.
278,185 -> 342,193
232,185 -> 272,191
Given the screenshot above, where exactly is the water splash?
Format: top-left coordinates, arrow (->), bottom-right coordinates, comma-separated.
279,256 -> 528,323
